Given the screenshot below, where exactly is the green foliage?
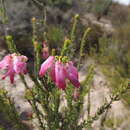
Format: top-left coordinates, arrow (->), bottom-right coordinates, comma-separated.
86,24 -> 103,54
0,0 -> 8,24
47,0 -> 72,5
114,15 -> 130,77
6,35 -> 18,53
104,117 -> 123,129
0,89 -> 28,130
0,127 -> 5,130
47,25 -> 64,49
78,27 -> 91,69
61,39 -> 71,56
91,0 -> 112,20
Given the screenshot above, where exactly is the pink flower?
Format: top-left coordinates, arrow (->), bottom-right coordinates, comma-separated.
39,56 -> 55,76
42,42 -> 49,59
0,53 -> 28,84
13,55 -> 28,74
39,56 -> 80,90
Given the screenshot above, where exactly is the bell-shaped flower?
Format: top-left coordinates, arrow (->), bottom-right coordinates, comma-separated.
55,61 -> 67,90
0,53 -> 28,84
39,56 -> 80,90
39,56 -> 55,76
13,54 -> 28,74
66,62 -> 80,88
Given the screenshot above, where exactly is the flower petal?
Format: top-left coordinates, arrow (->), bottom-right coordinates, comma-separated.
2,65 -> 15,84
66,62 -> 80,88
55,61 -> 66,90
49,64 -> 56,82
13,56 -> 27,74
67,74 -> 80,88
0,55 -> 12,69
39,56 -> 54,76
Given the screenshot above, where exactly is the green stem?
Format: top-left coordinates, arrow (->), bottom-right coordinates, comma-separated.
5,35 -> 18,53
78,27 -> 91,69
32,18 -> 42,78
100,108 -> 109,128
61,39 -> 71,56
4,93 -> 26,130
87,89 -> 91,119
27,99 -> 45,130
20,75 -> 45,129
0,0 -> 8,24
70,14 -> 79,42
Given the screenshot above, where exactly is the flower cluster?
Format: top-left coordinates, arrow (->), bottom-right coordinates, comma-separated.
0,52 -> 80,90
0,53 -> 28,83
39,56 -> 80,90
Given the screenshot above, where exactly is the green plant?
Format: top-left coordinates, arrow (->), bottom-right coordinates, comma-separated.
91,0 -> 112,20
47,25 -> 64,49
0,89 -> 28,130
0,0 -> 129,128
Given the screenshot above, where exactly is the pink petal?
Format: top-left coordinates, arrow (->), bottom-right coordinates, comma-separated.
39,56 -> 54,76
49,64 -> 56,82
42,42 -> 49,59
0,55 -> 12,69
2,65 -> 15,84
67,74 -> 80,88
13,56 -> 27,74
14,62 -> 27,74
55,61 -> 66,90
66,62 -> 80,88
9,72 -> 15,84
43,50 -> 49,59
66,62 -> 78,78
